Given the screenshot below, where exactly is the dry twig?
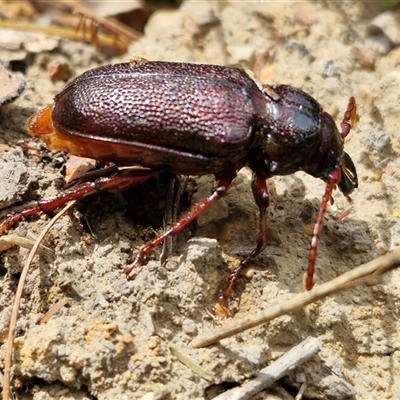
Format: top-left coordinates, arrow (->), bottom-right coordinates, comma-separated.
191,248 -> 400,348
68,0 -> 139,44
0,234 -> 53,257
0,19 -> 131,53
212,336 -> 320,400
2,201 -> 76,400
169,346 -> 214,382
37,297 -> 69,325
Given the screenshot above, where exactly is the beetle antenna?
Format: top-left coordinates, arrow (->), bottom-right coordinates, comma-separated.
305,166 -> 341,290
340,97 -> 358,139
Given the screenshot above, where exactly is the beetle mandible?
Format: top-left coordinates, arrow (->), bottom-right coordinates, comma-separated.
2,58 -> 358,302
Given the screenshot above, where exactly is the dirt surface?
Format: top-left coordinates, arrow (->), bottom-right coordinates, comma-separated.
1,1 -> 400,399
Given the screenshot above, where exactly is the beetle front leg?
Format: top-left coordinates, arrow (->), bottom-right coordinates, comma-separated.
218,170 -> 270,303
305,166 -> 341,290
124,171 -> 237,278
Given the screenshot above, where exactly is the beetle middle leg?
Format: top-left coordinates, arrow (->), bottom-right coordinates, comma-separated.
218,170 -> 270,304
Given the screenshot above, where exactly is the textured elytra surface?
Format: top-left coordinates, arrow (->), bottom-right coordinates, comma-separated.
53,62 -> 263,157
0,1 -> 400,400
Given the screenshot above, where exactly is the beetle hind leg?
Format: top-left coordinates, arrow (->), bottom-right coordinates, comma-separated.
0,169 -> 154,236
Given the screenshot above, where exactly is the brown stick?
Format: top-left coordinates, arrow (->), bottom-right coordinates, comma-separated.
190,248 -> 400,348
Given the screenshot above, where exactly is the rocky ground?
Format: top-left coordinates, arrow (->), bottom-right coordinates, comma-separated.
1,1 -> 400,399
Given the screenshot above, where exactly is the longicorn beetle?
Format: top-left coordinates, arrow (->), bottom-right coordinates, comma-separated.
1,58 -> 359,303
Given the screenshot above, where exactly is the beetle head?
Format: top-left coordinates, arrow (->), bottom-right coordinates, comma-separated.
310,110 -> 358,196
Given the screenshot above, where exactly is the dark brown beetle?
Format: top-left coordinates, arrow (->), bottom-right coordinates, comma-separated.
2,58 -> 358,302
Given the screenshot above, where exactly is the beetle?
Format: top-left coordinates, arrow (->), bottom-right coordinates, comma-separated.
1,57 -> 358,302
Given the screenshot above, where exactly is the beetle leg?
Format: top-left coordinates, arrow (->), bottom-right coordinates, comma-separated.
0,169 -> 154,236
305,166 -> 341,290
218,170 -> 270,304
124,171 -> 237,278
